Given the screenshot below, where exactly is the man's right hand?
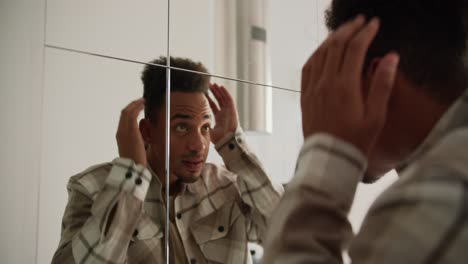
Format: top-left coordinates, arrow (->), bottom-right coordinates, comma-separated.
116,98 -> 147,167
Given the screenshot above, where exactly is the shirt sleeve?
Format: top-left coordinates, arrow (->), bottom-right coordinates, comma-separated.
52,158 -> 152,264
263,133 -> 468,264
215,127 -> 284,242
262,133 -> 367,263
349,166 -> 466,264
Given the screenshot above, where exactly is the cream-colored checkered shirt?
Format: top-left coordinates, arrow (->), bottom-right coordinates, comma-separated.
52,129 -> 284,264
263,92 -> 468,263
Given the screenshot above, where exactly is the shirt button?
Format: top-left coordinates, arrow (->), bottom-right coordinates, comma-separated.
176,213 -> 182,219
190,258 -> 197,264
135,178 -> 142,185
218,225 -> 225,232
228,143 -> 235,150
125,171 -> 132,179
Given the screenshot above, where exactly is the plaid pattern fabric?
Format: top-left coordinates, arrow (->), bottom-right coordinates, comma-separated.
263,92 -> 468,264
52,129 -> 284,264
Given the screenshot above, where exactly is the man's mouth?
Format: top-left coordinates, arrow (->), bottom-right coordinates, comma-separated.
182,159 -> 204,172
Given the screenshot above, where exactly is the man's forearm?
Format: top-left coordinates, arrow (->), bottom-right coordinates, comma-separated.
216,128 -> 284,216
53,158 -> 152,264
215,128 -> 284,243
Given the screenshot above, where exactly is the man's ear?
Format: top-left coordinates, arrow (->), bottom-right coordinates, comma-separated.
139,118 -> 153,144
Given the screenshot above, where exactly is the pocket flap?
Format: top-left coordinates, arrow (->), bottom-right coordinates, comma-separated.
132,214 -> 163,241
191,201 -> 242,244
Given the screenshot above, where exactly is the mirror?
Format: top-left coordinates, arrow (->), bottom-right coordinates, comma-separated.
165,69 -> 301,263
169,0 -> 331,90
38,48 -> 397,264
46,0 -> 168,64
15,1 -> 399,263
39,49 -> 171,263
206,75 -> 302,183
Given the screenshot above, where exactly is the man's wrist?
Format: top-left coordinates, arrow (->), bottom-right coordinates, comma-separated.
215,127 -> 243,151
107,158 -> 152,201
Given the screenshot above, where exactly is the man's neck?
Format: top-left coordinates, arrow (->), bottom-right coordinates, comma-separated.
147,152 -> 181,196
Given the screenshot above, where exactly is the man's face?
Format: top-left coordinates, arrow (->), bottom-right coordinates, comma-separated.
151,92 -> 212,183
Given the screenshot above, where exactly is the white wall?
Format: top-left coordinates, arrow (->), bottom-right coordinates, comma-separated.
0,1 -> 45,263
170,0 -> 215,69
46,0 -> 168,63
36,2 -> 170,263
269,0 -> 326,91
37,49 -> 148,264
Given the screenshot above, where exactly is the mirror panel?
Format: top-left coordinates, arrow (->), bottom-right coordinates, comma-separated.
166,70 -> 302,263
39,1 -> 397,263
169,0 -> 330,89
38,48 -> 170,263
46,0 -> 169,64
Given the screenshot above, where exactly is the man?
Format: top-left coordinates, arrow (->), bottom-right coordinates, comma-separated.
264,0 -> 468,263
52,57 -> 283,264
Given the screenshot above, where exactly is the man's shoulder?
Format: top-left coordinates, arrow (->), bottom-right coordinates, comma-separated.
419,128 -> 468,182
203,163 -> 238,184
68,162 -> 113,197
186,163 -> 243,214
373,128 -> 468,211
194,163 -> 240,198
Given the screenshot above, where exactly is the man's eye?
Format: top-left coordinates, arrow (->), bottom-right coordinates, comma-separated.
175,124 -> 188,132
203,125 -> 211,132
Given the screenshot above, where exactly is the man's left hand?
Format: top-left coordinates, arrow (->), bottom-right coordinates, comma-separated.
208,83 -> 239,144
301,16 -> 399,157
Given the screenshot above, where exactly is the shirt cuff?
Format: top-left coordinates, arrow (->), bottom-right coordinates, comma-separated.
292,133 -> 368,210
215,127 -> 248,162
106,158 -> 152,201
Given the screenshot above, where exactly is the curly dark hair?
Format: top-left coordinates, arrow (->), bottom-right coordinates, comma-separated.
141,56 -> 210,120
326,0 -> 468,103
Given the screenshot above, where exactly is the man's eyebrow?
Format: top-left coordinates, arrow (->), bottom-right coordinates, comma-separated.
171,113 -> 192,120
203,114 -> 211,120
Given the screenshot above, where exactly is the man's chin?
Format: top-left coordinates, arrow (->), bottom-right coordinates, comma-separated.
362,172 -> 384,184
362,166 -> 395,184
176,171 -> 202,183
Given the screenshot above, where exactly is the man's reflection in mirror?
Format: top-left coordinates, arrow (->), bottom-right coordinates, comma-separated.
51,57 -> 284,264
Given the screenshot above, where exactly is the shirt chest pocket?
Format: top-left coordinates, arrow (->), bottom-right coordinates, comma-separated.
190,201 -> 246,263
132,214 -> 164,241
128,214 -> 165,263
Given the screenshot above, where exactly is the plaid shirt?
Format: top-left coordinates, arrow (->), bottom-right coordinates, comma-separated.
264,91 -> 468,264
52,129 -> 284,264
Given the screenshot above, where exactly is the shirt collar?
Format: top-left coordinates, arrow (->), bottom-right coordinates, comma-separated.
146,164 -> 199,197
397,91 -> 468,172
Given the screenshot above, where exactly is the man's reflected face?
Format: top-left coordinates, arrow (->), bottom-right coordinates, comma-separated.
152,92 -> 212,183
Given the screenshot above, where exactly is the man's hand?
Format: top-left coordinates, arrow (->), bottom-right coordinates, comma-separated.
301,15 -> 400,156
208,83 -> 239,144
116,98 -> 147,166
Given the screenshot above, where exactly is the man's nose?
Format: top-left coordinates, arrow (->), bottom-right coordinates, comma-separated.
187,132 -> 206,153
